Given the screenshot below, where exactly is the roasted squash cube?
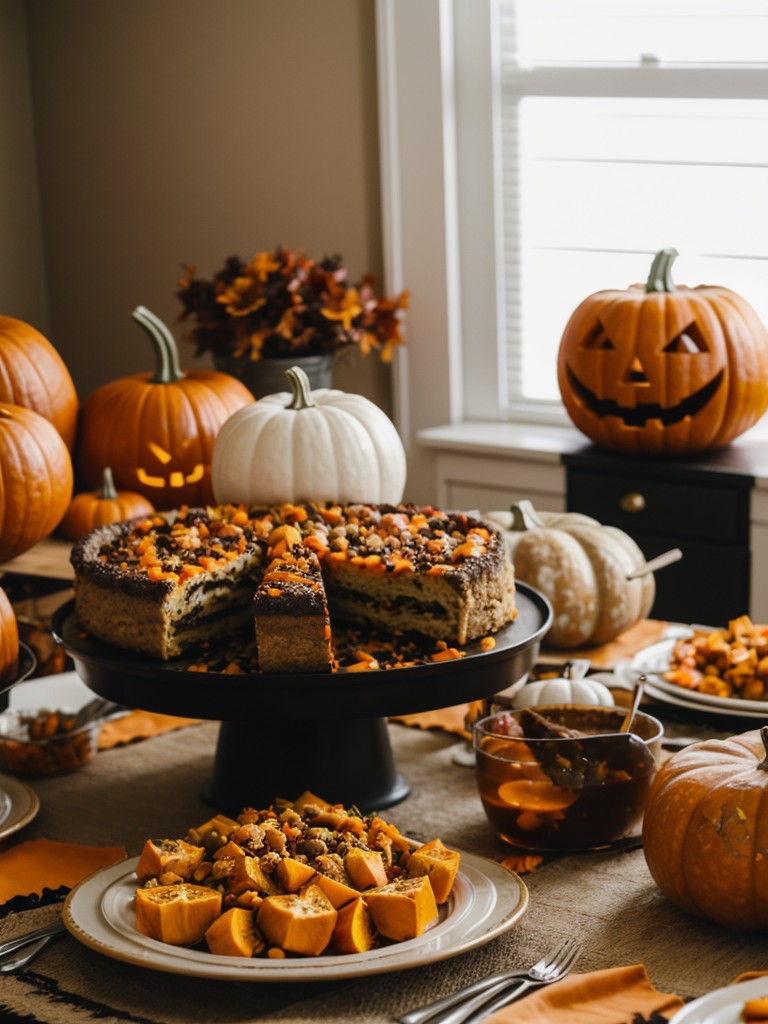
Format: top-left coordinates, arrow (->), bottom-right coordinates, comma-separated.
407,838 -> 461,903
136,838 -> 205,884
312,872 -> 361,909
345,847 -> 388,889
135,883 -> 222,946
333,896 -> 376,954
204,907 -> 265,958
363,876 -> 438,941
187,813 -> 239,843
292,790 -> 332,813
276,856 -> 316,893
229,855 -> 279,896
256,884 -> 337,956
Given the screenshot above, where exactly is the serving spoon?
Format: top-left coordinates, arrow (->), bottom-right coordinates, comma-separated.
619,675 -> 645,734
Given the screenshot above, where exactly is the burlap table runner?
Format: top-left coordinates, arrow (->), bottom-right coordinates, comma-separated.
1,719 -> 766,1023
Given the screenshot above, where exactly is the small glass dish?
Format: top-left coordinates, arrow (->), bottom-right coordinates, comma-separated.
473,704 -> 663,852
0,707 -> 100,776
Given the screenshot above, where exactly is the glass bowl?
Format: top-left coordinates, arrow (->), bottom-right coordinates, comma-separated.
0,707 -> 100,776
473,704 -> 663,852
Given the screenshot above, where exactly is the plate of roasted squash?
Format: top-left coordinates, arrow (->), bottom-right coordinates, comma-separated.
631,616 -> 768,718
62,793 -> 528,981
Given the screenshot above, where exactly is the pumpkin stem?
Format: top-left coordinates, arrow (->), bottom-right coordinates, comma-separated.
132,306 -> 185,384
285,365 -> 317,410
645,248 -> 679,294
510,500 -> 546,532
758,726 -> 768,770
99,467 -> 118,500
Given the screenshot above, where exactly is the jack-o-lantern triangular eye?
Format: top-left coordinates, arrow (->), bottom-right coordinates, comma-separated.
580,321 -> 614,350
663,321 -> 707,354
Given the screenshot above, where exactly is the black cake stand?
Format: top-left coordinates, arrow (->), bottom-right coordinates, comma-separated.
52,583 -> 552,812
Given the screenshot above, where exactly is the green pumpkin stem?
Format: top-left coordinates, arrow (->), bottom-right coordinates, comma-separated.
99,467 -> 118,501
645,248 -> 679,294
286,366 -> 317,410
758,725 -> 768,770
132,306 -> 184,384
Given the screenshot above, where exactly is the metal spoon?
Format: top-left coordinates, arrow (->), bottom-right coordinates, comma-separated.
620,674 -> 645,734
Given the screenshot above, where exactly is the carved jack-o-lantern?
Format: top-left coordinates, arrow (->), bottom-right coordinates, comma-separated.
557,249 -> 768,456
75,307 -> 254,510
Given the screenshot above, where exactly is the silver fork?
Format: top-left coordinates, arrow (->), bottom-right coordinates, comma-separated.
435,936 -> 583,1024
0,918 -> 68,960
0,935 -> 55,973
396,936 -> 583,1024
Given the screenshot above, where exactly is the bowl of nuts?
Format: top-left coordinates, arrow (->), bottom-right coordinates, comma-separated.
0,707 -> 101,776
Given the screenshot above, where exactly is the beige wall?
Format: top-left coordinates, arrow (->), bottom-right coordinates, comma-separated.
0,0 -> 48,328
14,0 -> 389,410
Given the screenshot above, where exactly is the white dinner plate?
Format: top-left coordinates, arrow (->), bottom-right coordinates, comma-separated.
9,670 -> 95,712
0,772 -> 40,841
643,681 -> 768,722
632,639 -> 768,716
669,976 -> 768,1024
64,852 -> 528,982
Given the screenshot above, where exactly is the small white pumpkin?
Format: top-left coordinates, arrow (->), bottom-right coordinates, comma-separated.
512,676 -> 615,709
211,365 -> 407,505
485,501 -> 655,649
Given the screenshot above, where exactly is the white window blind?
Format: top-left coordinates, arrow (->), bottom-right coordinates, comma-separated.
498,0 -> 768,413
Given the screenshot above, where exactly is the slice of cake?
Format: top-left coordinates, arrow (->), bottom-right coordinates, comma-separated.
253,542 -> 334,674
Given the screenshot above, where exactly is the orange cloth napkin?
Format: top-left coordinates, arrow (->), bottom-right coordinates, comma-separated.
0,837 -> 127,903
483,964 -> 684,1024
390,702 -> 471,737
98,711 -> 202,749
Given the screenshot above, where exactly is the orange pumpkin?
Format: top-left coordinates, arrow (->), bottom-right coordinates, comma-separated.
642,726 -> 768,931
557,249 -> 768,456
75,306 -> 254,510
59,467 -> 154,542
0,403 -> 73,563
0,316 -> 79,453
0,586 -> 19,685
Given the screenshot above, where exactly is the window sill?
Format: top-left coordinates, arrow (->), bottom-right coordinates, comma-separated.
417,420 -> 590,462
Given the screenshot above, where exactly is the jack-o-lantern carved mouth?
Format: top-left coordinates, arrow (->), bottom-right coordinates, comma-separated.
135,442 -> 205,489
565,367 -> 724,427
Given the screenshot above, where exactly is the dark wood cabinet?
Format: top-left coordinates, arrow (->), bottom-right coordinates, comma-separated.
563,449 -> 754,625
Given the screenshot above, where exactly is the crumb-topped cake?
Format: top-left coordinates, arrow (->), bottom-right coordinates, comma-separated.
70,502 -> 516,666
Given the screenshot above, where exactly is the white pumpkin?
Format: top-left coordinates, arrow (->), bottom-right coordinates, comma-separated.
485,501 -> 655,649
211,365 -> 407,505
512,676 -> 615,709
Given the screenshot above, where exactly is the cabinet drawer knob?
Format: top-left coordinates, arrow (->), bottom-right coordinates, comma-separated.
620,492 -> 646,513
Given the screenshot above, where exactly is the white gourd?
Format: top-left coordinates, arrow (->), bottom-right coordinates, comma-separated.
512,676 -> 615,709
485,501 -> 655,649
211,365 -> 407,505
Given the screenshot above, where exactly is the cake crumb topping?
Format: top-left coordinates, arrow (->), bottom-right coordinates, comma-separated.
93,502 -> 498,586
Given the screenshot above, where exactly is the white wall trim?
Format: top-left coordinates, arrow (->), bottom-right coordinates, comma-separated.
375,0 -> 463,502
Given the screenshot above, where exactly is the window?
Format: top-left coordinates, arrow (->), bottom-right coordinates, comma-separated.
376,1 -> 768,449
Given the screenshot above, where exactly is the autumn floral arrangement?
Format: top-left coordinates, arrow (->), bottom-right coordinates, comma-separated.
176,246 -> 409,364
